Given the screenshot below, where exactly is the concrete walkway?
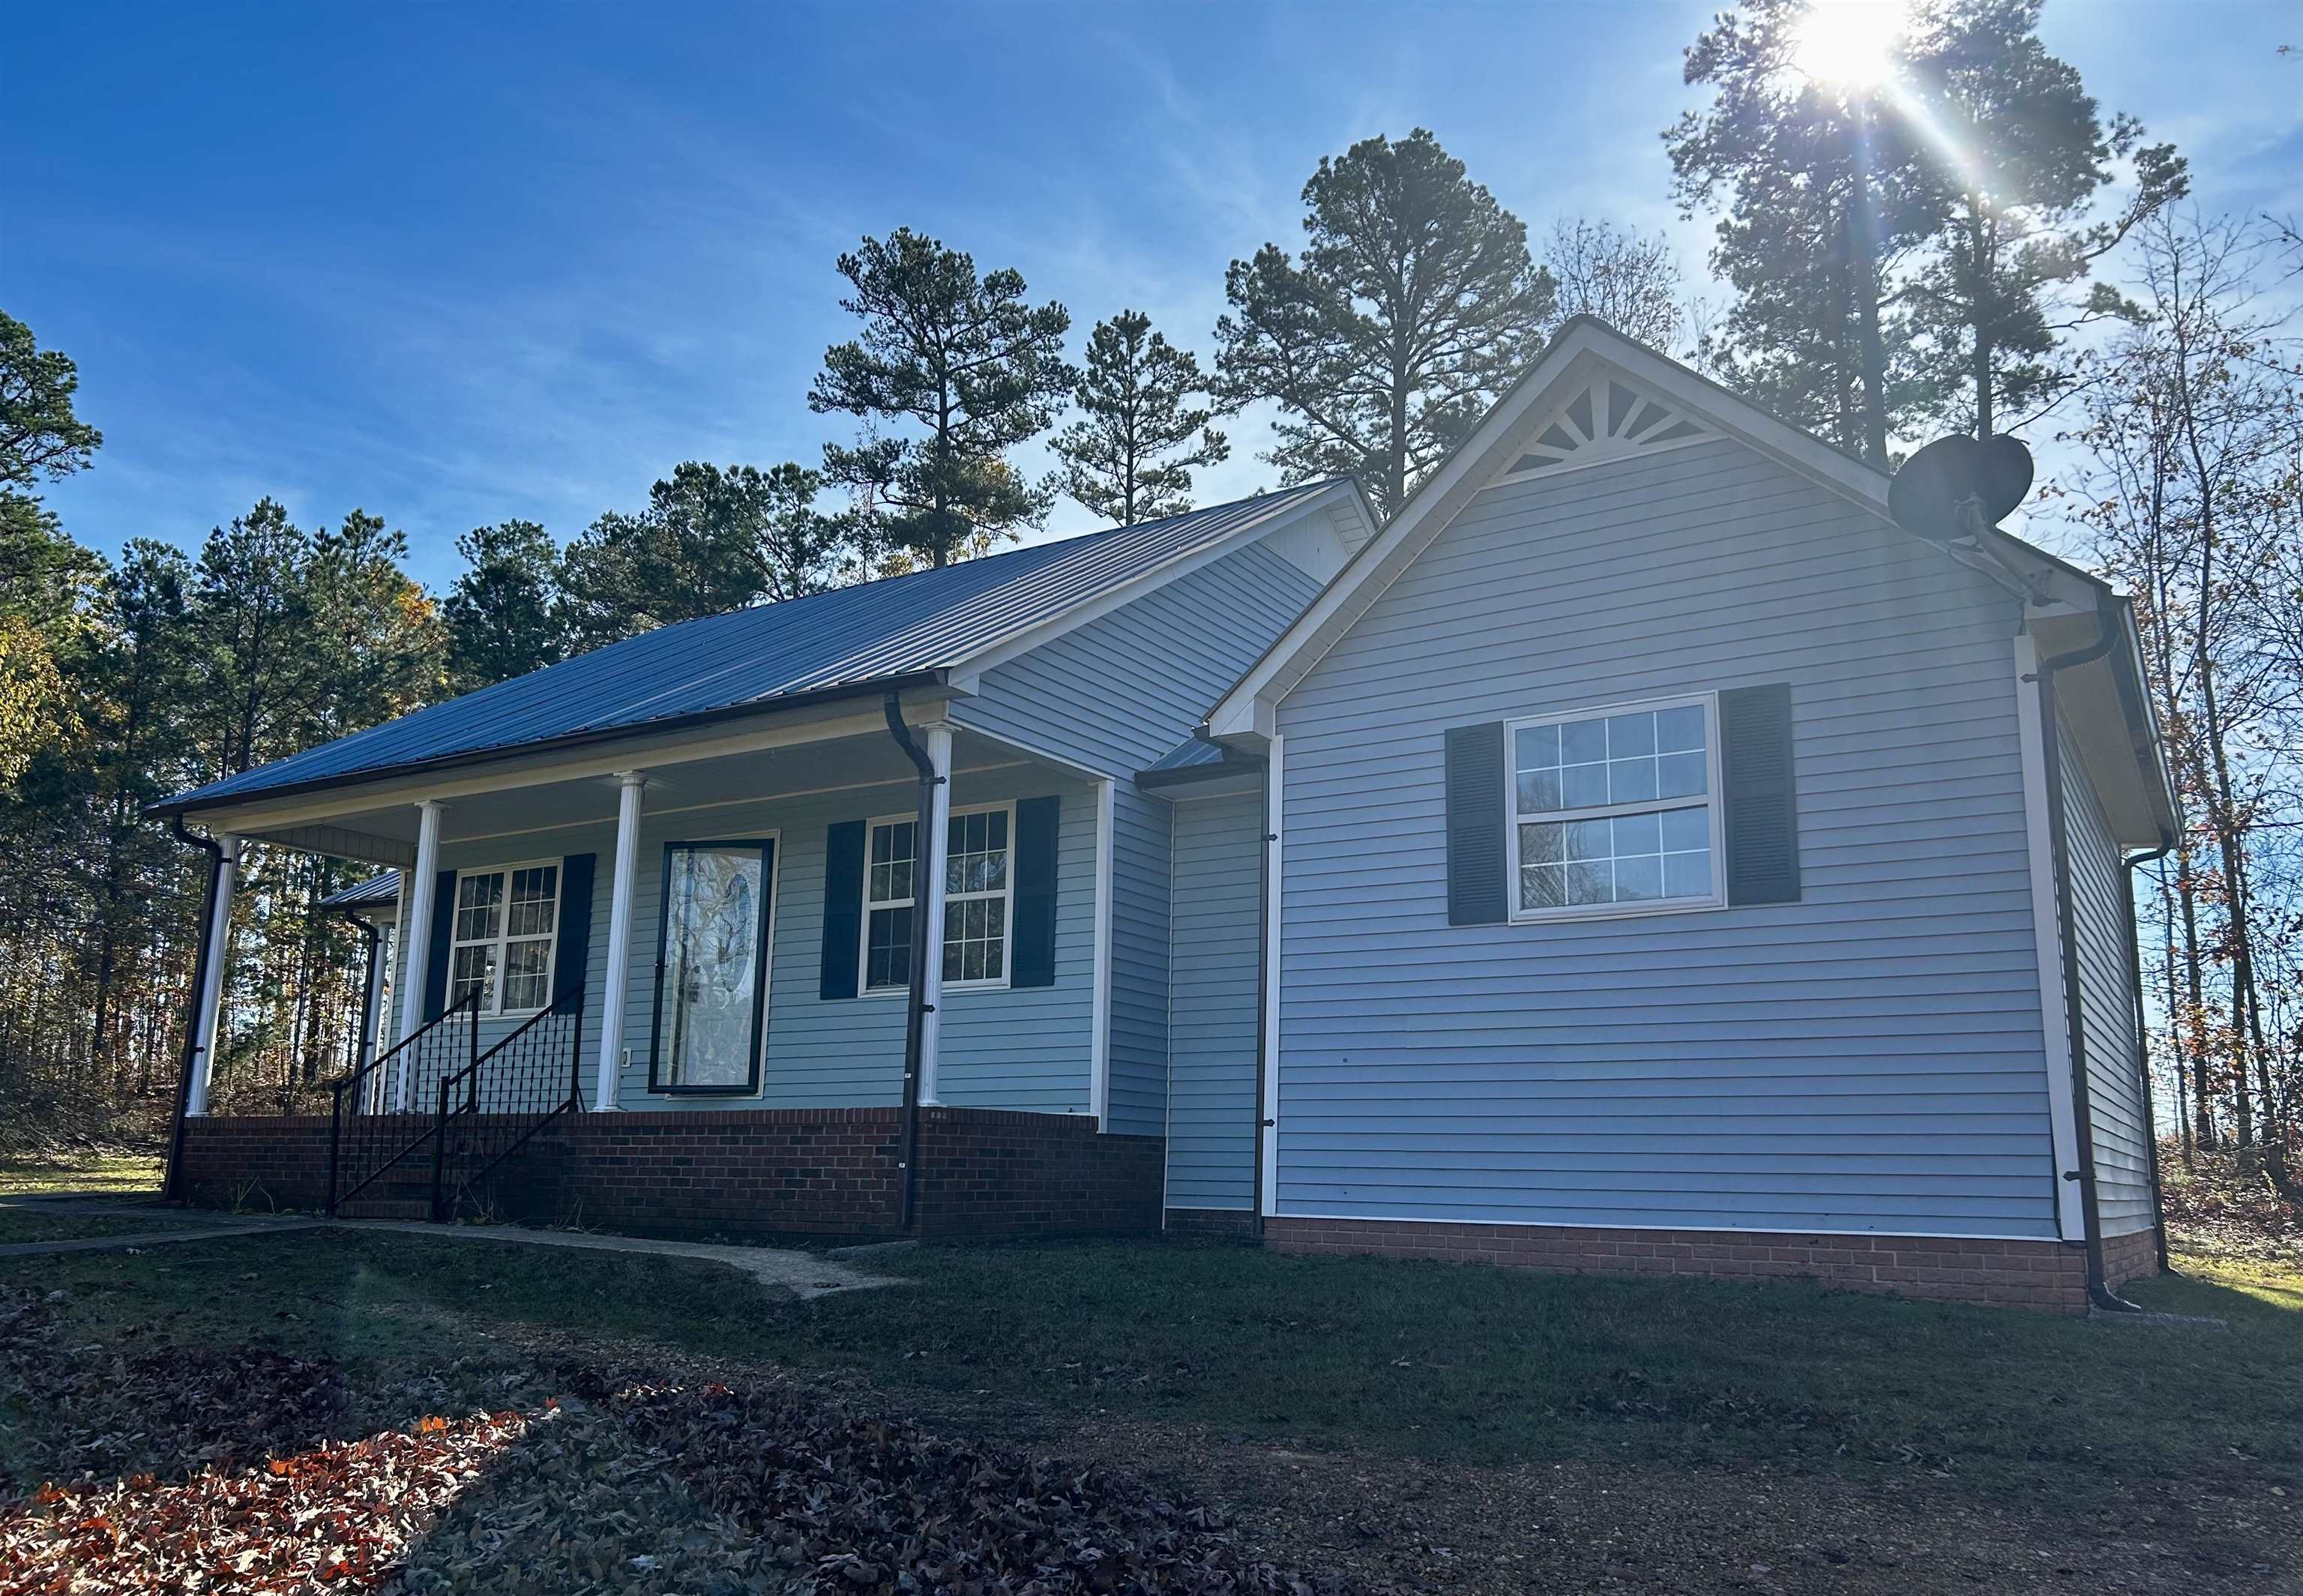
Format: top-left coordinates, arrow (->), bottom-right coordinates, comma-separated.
328,1217 -> 897,1299
0,1218 -> 325,1259
0,1196 -> 895,1298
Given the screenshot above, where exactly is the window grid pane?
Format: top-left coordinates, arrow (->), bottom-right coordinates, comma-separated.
1518,804 -> 1712,912
448,942 -> 497,1011
866,904 -> 912,990
868,821 -> 917,908
1514,705 -> 1710,818
506,866 -> 558,938
502,939 -> 551,1012
454,872 -> 503,945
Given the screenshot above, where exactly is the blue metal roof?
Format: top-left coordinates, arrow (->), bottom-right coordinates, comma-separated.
319,870 -> 401,910
161,481 -> 1342,813
1143,738 -> 1228,774
1136,735 -> 1264,791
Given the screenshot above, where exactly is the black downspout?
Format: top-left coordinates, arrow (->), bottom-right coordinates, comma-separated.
2122,843 -> 2177,1277
162,816 -> 225,1205
883,692 -> 943,1234
2031,594 -> 2138,1311
343,910 -> 383,1082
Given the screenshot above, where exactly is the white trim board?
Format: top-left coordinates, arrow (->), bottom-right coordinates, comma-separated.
1203,317 -> 2108,748
2013,633 -> 2087,1241
1257,733 -> 1284,1220
1089,777 -> 1116,1124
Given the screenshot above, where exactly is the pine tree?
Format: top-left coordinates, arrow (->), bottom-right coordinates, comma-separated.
1051,311 -> 1229,526
1214,129 -> 1554,516
1900,0 -> 2188,436
444,520 -> 566,692
810,229 -> 1074,567
1667,0 -> 1943,463
559,461 -> 852,649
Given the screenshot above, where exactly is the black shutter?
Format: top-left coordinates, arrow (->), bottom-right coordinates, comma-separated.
1011,795 -> 1060,987
421,869 -> 455,1020
1721,683 -> 1802,905
552,853 -> 595,1009
1444,722 -> 1508,926
820,820 -> 866,1000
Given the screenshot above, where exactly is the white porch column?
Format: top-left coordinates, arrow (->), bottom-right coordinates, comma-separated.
917,723 -> 954,1105
184,834 -> 241,1118
394,800 -> 443,1110
594,771 -> 647,1111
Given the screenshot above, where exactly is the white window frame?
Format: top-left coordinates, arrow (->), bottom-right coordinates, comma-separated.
861,801 -> 1017,996
1503,691 -> 1727,926
446,858 -> 562,1017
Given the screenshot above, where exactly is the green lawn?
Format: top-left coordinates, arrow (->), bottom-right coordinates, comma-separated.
0,1151 -> 163,1196
0,1208 -> 210,1244
6,1224 -> 2296,1511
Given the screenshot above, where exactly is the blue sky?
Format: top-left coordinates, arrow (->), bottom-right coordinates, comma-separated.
7,1 -> 2299,586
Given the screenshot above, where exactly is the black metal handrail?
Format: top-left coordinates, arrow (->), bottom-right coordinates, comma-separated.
327,988 -> 481,1214
428,990 -> 586,1221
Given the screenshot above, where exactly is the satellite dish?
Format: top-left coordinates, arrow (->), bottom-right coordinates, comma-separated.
1888,433 -> 2034,544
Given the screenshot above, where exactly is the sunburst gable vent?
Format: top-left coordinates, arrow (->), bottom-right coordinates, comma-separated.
1496,376 -> 1717,482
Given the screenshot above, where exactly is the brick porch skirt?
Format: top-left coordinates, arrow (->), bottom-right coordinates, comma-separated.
1264,1215 -> 2163,1313
173,1106 -> 1161,1241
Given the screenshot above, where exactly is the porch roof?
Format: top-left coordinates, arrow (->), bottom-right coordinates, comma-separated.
156,481 -> 1347,818
317,870 -> 401,911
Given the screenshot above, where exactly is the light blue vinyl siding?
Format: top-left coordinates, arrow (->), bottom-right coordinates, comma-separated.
1165,791 -> 1265,1212
2062,726 -> 2153,1236
955,539 -> 1325,1136
400,831 -> 615,1115
1272,437 -> 2061,1238
606,765 -> 1098,1111
412,767 -> 1095,1115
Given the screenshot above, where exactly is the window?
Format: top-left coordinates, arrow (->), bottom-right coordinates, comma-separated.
863,804 -> 1014,992
1507,696 -> 1721,920
448,862 -> 559,1014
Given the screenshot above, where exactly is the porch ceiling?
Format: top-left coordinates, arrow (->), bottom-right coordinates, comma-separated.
232,726 -> 1074,864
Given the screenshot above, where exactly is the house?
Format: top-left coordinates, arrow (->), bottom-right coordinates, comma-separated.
159,320 -> 2176,1313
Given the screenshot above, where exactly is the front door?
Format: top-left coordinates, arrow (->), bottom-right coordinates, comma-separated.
650,838 -> 775,1094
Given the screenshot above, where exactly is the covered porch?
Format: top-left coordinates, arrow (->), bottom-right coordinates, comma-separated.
167,695 -> 1158,1236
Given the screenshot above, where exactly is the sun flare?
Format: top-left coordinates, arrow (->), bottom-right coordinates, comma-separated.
1792,0 -> 1907,90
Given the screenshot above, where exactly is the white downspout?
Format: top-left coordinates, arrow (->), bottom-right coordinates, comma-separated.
594,771 -> 647,1111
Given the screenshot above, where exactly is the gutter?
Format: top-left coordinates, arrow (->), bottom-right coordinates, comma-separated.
2030,593 -> 2144,1312
882,690 -> 945,1234
161,816 -> 225,1205
2122,840 -> 2179,1278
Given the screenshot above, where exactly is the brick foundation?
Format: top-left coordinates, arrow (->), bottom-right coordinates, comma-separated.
2101,1225 -> 2162,1292
172,1114 -> 338,1213
174,1106 -> 1161,1241
1163,1207 -> 1261,1238
1264,1215 -> 2106,1313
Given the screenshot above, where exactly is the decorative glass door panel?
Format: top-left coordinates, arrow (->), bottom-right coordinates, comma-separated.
652,840 -> 774,1093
